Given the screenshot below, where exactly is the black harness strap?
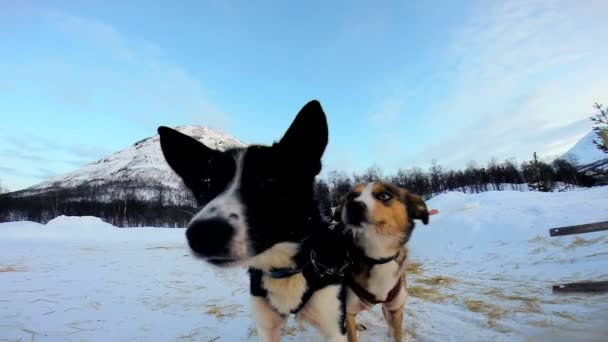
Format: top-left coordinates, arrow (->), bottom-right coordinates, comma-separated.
360,250 -> 400,266
265,266 -> 305,279
265,249 -> 352,279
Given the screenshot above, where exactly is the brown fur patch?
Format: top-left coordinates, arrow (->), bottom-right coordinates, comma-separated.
351,184 -> 366,194
405,192 -> 429,224
368,183 -> 410,238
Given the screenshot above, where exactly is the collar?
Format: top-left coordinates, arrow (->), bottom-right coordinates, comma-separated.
360,250 -> 400,266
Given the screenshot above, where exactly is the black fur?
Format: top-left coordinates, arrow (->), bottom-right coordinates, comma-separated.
158,100 -> 349,335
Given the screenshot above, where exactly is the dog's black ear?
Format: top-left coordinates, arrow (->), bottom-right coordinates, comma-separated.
277,100 -> 328,175
406,193 -> 429,225
158,126 -> 217,188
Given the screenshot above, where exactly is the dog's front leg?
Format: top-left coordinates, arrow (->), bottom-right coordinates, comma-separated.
382,286 -> 407,342
252,296 -> 286,342
345,313 -> 359,342
382,305 -> 404,342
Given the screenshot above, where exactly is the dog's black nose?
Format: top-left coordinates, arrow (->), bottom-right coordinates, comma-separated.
186,218 -> 234,258
345,200 -> 367,226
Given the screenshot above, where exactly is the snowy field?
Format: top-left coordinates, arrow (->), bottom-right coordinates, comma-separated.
1,187 -> 608,341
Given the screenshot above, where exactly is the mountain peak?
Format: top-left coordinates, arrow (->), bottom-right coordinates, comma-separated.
17,126 -> 246,201
562,131 -> 607,166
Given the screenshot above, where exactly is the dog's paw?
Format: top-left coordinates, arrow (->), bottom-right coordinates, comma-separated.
356,323 -> 367,331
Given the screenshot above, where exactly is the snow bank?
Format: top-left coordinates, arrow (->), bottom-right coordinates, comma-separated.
46,215 -> 111,228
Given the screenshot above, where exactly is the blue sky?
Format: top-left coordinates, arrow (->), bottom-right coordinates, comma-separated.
1,0 -> 607,191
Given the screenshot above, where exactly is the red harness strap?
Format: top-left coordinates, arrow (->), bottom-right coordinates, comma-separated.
349,277 -> 403,305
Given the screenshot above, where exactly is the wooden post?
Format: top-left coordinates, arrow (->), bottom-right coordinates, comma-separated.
553,281 -> 608,293
549,221 -> 608,237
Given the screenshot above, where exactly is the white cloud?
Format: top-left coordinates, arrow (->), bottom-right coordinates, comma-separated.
4,8 -> 226,131
0,8 -> 227,190
373,0 -> 608,170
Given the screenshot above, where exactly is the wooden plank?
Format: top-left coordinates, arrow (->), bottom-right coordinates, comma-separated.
549,221 -> 608,237
553,281 -> 608,293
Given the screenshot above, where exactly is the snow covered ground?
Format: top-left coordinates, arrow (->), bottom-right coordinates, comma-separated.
1,187 -> 607,341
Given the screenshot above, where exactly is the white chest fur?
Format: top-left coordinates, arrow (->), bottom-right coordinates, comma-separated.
367,261 -> 401,300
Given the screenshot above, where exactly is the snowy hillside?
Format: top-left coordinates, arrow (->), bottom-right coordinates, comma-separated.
562,131 -> 607,166
11,126 -> 245,203
1,187 -> 607,341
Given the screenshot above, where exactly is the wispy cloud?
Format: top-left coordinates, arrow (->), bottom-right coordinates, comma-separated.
0,166 -> 55,180
2,7 -> 227,131
0,135 -> 112,164
46,10 -> 227,129
1,6 -> 227,190
373,0 -> 608,170
0,166 -> 22,178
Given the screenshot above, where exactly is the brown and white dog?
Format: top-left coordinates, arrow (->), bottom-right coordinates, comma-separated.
336,182 -> 429,342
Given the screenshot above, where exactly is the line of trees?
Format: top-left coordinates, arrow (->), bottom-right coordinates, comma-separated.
315,156 -> 595,207
0,155 -> 599,227
0,180 -> 196,227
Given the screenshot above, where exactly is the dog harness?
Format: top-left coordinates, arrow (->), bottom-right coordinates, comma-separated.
264,249 -> 352,279
249,226 -> 352,319
348,277 -> 403,305
348,250 -> 404,305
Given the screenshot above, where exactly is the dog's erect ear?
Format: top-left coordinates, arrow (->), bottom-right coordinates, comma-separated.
277,100 -> 328,175
406,193 -> 429,225
157,126 -> 217,187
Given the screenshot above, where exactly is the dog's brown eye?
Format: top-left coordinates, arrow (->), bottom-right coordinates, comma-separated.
377,192 -> 392,201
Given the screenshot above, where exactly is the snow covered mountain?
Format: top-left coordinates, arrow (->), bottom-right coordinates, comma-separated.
11,126 -> 246,205
562,130 -> 607,166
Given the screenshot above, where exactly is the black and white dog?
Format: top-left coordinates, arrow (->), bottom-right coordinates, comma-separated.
158,101 -> 350,341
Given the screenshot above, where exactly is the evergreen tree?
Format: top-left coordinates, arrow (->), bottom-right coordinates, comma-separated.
590,103 -> 608,153
528,152 -> 554,192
